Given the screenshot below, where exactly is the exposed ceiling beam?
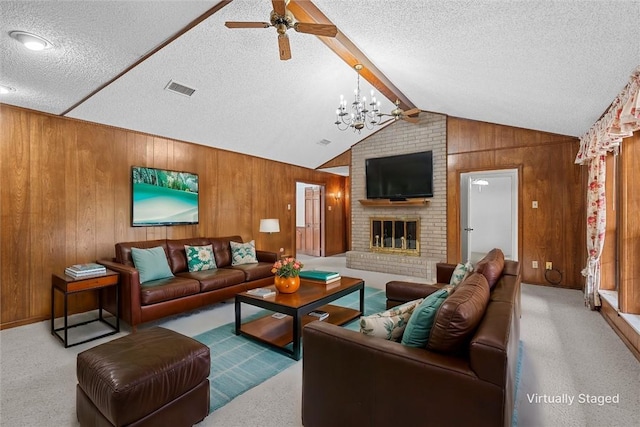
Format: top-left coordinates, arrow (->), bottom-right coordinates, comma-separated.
61,1 -> 234,117
288,0 -> 415,112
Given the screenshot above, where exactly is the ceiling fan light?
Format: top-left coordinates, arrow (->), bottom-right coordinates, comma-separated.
10,31 -> 53,51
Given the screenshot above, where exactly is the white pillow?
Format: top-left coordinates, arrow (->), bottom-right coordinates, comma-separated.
450,262 -> 473,286
230,240 -> 258,265
359,298 -> 423,341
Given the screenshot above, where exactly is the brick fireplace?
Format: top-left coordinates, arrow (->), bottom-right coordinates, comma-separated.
347,112 -> 447,281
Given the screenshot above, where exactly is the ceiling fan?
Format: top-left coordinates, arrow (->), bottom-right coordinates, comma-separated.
224,0 -> 338,60
380,100 -> 421,124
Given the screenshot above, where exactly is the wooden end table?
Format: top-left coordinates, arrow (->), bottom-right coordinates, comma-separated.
235,276 -> 365,360
51,269 -> 119,348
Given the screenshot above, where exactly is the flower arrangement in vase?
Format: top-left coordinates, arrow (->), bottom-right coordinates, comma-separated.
271,257 -> 304,293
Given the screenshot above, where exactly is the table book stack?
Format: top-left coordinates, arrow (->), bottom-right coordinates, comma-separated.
298,270 -> 341,284
65,263 -> 106,279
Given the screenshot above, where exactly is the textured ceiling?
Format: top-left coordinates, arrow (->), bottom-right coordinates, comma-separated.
1,1 -> 639,170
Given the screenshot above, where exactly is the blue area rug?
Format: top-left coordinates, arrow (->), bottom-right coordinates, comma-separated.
193,287 -> 385,412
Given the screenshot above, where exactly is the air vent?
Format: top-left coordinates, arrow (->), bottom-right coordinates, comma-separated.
164,80 -> 196,97
317,139 -> 332,146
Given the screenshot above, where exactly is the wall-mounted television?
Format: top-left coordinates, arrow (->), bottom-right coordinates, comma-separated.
365,151 -> 433,200
131,166 -> 199,226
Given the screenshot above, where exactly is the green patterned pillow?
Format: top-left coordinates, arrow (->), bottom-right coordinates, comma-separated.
184,244 -> 216,272
359,298 -> 423,341
450,262 -> 473,286
401,287 -> 453,348
230,240 -> 258,265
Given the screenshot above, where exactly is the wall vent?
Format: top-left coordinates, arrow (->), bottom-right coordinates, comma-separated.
164,80 -> 196,97
317,139 -> 332,146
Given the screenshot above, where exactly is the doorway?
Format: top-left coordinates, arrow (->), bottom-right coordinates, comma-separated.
460,169 -> 518,263
295,182 -> 324,257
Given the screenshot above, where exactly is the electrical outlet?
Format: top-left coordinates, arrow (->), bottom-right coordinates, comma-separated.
546,262 -> 553,270
532,261 -> 538,269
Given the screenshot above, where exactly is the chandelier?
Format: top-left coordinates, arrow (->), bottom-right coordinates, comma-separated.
334,64 -> 382,132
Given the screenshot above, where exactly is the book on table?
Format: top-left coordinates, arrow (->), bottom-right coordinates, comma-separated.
247,287 -> 276,298
308,310 -> 329,321
298,270 -> 341,283
65,263 -> 106,278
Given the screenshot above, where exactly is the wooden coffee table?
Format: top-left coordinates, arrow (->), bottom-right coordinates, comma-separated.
235,276 -> 365,360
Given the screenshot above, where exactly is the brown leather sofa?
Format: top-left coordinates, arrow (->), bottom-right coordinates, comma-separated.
302,249 -> 521,427
99,236 -> 277,329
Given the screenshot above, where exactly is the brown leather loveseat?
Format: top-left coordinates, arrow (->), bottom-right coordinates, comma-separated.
302,249 -> 521,427
99,236 -> 277,330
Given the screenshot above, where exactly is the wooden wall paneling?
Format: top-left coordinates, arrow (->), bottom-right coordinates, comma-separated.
324,174 -> 345,256
31,114 -> 67,318
94,124 -> 117,261
563,143 -> 587,288
201,146 -> 218,238
446,117 -> 583,288
620,133 -> 640,313
71,121 -> 104,313
600,153 -> 617,290
216,150 -> 253,241
1,107 -> 31,325
0,105 -> 349,328
112,129 -> 130,246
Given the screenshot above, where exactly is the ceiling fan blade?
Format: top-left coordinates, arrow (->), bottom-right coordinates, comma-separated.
278,34 -> 292,60
272,0 -> 286,16
225,21 -> 271,29
293,22 -> 337,38
402,116 -> 419,124
378,117 -> 395,126
402,108 -> 420,117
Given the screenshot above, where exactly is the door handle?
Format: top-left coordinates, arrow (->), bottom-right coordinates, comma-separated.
464,228 -> 474,231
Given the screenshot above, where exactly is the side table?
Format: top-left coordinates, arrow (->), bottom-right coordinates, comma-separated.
51,269 -> 119,348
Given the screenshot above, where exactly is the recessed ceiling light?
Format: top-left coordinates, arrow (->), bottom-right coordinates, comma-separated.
9,31 -> 53,51
0,85 -> 16,94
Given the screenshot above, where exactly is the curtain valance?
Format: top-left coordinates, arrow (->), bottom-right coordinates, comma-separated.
575,66 -> 640,165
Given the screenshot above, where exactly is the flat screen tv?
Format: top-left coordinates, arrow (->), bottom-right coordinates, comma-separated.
131,166 -> 199,226
365,151 -> 433,200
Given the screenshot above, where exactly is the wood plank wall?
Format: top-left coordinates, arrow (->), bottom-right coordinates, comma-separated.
619,132 -> 640,313
0,105 -> 347,329
447,117 -> 586,288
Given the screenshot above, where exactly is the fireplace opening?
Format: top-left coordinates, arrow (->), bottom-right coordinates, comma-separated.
370,217 -> 420,255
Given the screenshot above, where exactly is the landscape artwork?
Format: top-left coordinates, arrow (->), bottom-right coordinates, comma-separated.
131,166 -> 199,226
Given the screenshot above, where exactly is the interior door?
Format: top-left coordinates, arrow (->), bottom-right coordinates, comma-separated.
460,169 -> 518,263
304,187 -> 322,256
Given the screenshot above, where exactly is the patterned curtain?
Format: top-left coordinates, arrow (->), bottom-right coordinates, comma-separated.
583,155 -> 606,308
575,66 -> 640,309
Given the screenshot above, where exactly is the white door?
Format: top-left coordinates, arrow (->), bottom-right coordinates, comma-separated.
460,169 -> 518,263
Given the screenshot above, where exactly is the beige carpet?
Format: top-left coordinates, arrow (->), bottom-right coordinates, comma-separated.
1,255 -> 638,426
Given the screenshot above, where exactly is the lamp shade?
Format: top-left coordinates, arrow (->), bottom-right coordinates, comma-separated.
259,218 -> 280,233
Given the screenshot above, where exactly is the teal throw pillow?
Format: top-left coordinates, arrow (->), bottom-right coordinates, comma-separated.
401,288 -> 452,348
450,262 -> 473,286
130,246 -> 174,284
360,298 -> 423,341
185,244 -> 217,272
230,240 -> 258,265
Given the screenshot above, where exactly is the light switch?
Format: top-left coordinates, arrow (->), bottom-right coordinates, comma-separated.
532,201 -> 538,209
287,204 -> 291,210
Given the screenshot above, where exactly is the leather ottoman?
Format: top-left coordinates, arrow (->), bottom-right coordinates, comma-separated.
76,327 -> 210,427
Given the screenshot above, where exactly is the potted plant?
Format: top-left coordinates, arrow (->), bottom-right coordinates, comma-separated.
271,257 -> 304,293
